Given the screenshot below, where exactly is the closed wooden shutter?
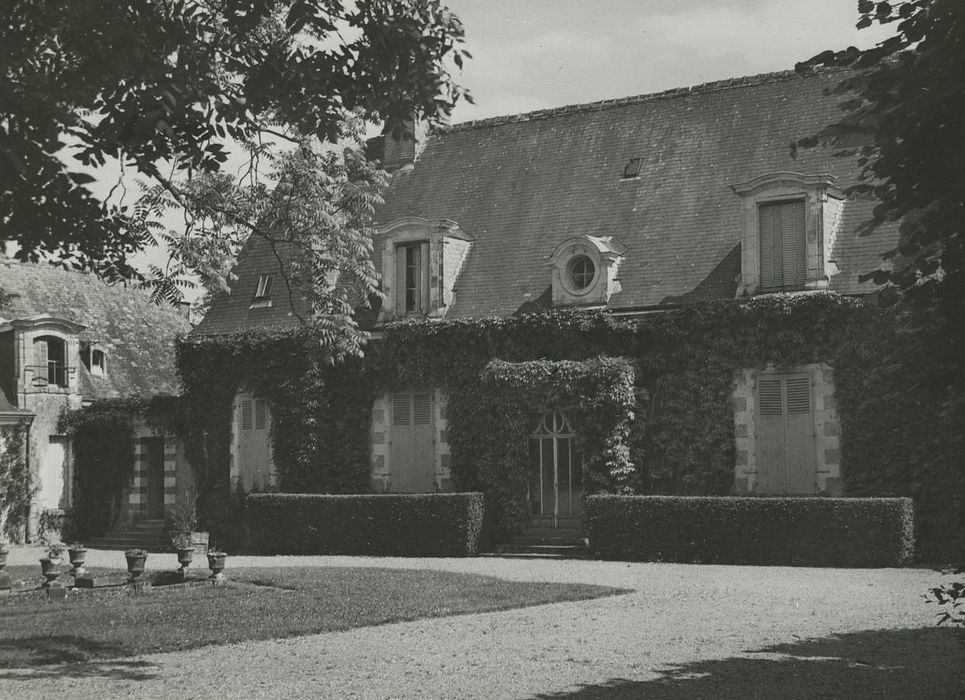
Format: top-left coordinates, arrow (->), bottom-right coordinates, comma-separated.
759,200 -> 806,291
241,400 -> 253,430
254,399 -> 267,430
35,339 -> 48,366
390,391 -> 434,492
755,374 -> 816,494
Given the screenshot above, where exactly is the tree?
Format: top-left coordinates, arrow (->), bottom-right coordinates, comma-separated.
798,0 -> 964,320
0,0 -> 470,319
800,2 -> 965,563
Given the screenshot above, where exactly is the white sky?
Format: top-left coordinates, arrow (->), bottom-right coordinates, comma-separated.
56,1 -> 893,300
445,0 -> 891,123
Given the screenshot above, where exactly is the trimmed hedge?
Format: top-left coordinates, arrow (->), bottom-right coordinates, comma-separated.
246,492 -> 485,557
585,495 -> 915,567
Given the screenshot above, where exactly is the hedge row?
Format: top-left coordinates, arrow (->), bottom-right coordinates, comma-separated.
246,493 -> 485,557
585,495 -> 915,567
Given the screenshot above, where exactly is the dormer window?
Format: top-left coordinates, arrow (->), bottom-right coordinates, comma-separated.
378,218 -> 473,322
396,242 -> 429,315
34,335 -> 67,387
732,172 -> 843,297
80,343 -> 107,376
549,236 -> 627,306
91,349 -> 106,376
250,274 -> 274,309
567,256 -> 596,292
622,157 -> 643,179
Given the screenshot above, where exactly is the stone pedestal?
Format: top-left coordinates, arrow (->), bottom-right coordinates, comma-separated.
46,580 -> 67,602
73,575 -> 95,589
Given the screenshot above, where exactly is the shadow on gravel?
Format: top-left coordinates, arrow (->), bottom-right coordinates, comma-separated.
0,636 -> 158,681
529,627 -> 965,699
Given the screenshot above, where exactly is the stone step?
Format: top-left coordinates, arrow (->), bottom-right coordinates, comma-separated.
494,543 -> 590,558
507,535 -> 588,546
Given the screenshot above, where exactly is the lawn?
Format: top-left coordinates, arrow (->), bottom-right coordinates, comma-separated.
0,566 -> 626,667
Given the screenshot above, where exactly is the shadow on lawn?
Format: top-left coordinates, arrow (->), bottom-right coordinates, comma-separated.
0,636 -> 158,681
530,627 -> 965,699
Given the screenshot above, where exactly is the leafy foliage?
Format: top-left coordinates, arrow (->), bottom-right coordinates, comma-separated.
1,0 -> 470,307
60,397 -> 183,537
927,576 -> 965,626
246,493 -> 485,556
0,423 -> 33,542
585,495 -> 916,567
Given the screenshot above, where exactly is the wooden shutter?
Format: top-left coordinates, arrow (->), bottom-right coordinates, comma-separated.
254,399 -> 267,430
783,376 -> 815,493
755,377 -> 786,494
755,374 -> 816,494
241,400 -> 253,431
759,201 -> 806,291
35,339 -> 48,366
395,246 -> 408,316
390,391 -> 434,492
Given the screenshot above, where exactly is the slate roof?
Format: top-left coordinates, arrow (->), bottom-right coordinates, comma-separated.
0,261 -> 192,399
193,67 -> 899,333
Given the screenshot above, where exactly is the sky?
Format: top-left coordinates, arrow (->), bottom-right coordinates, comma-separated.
443,0 -> 892,123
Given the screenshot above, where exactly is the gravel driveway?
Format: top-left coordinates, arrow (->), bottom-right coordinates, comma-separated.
0,547 -> 958,699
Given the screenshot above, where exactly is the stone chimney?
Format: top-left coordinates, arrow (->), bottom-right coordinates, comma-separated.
367,118 -> 427,173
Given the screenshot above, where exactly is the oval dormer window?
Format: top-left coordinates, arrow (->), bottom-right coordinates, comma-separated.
567,255 -> 596,293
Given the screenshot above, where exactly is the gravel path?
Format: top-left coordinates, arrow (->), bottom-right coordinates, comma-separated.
0,546 -> 953,699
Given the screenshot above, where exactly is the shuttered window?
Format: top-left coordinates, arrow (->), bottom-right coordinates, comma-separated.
395,242 -> 430,316
389,391 -> 435,492
241,400 -> 253,430
759,200 -> 806,292
254,398 -> 267,430
756,373 -> 816,494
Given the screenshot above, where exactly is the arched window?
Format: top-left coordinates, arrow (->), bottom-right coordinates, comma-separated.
529,410 -> 583,528
33,336 -> 68,387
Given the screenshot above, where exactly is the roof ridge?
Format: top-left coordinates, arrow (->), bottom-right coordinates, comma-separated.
439,66 -> 844,134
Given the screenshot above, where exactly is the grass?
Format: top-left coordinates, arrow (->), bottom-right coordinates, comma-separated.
0,566 -> 626,667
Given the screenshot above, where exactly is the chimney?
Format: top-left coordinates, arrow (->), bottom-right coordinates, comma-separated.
374,118 -> 427,173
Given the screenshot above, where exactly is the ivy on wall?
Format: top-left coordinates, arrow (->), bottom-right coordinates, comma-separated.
61,397 -> 182,536
0,422 -> 32,542
62,290 -> 956,559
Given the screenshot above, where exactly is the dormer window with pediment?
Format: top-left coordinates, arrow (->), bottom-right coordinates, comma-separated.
549,235 -> 627,306
731,172 -> 844,297
378,218 -> 473,322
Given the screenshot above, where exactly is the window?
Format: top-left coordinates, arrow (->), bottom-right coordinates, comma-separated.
389,390 -> 434,492
250,274 -> 274,309
759,200 -> 806,292
622,157 -> 643,179
529,410 -> 582,528
33,336 -> 68,387
91,349 -> 106,376
394,242 -> 429,316
568,255 -> 596,291
755,374 -> 816,494
731,172 -> 841,296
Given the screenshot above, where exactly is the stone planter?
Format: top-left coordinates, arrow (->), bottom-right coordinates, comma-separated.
177,547 -> 194,579
67,546 -> 88,577
207,552 -> 227,583
124,551 -> 148,583
39,557 -> 61,588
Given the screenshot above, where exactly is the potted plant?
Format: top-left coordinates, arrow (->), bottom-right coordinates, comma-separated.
207,549 -> 227,582
165,484 -> 209,556
46,542 -> 65,565
124,548 -> 148,583
67,543 -> 88,577
172,531 -> 194,577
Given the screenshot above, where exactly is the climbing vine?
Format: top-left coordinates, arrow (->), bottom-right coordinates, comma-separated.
0,422 -> 32,542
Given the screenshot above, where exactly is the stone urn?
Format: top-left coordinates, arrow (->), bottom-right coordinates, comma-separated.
124,549 -> 148,583
39,557 -> 61,588
207,552 -> 227,582
67,545 -> 88,577
177,547 -> 194,578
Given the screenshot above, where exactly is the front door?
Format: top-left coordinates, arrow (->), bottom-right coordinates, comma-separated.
529,411 -> 583,528
143,437 -> 166,519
